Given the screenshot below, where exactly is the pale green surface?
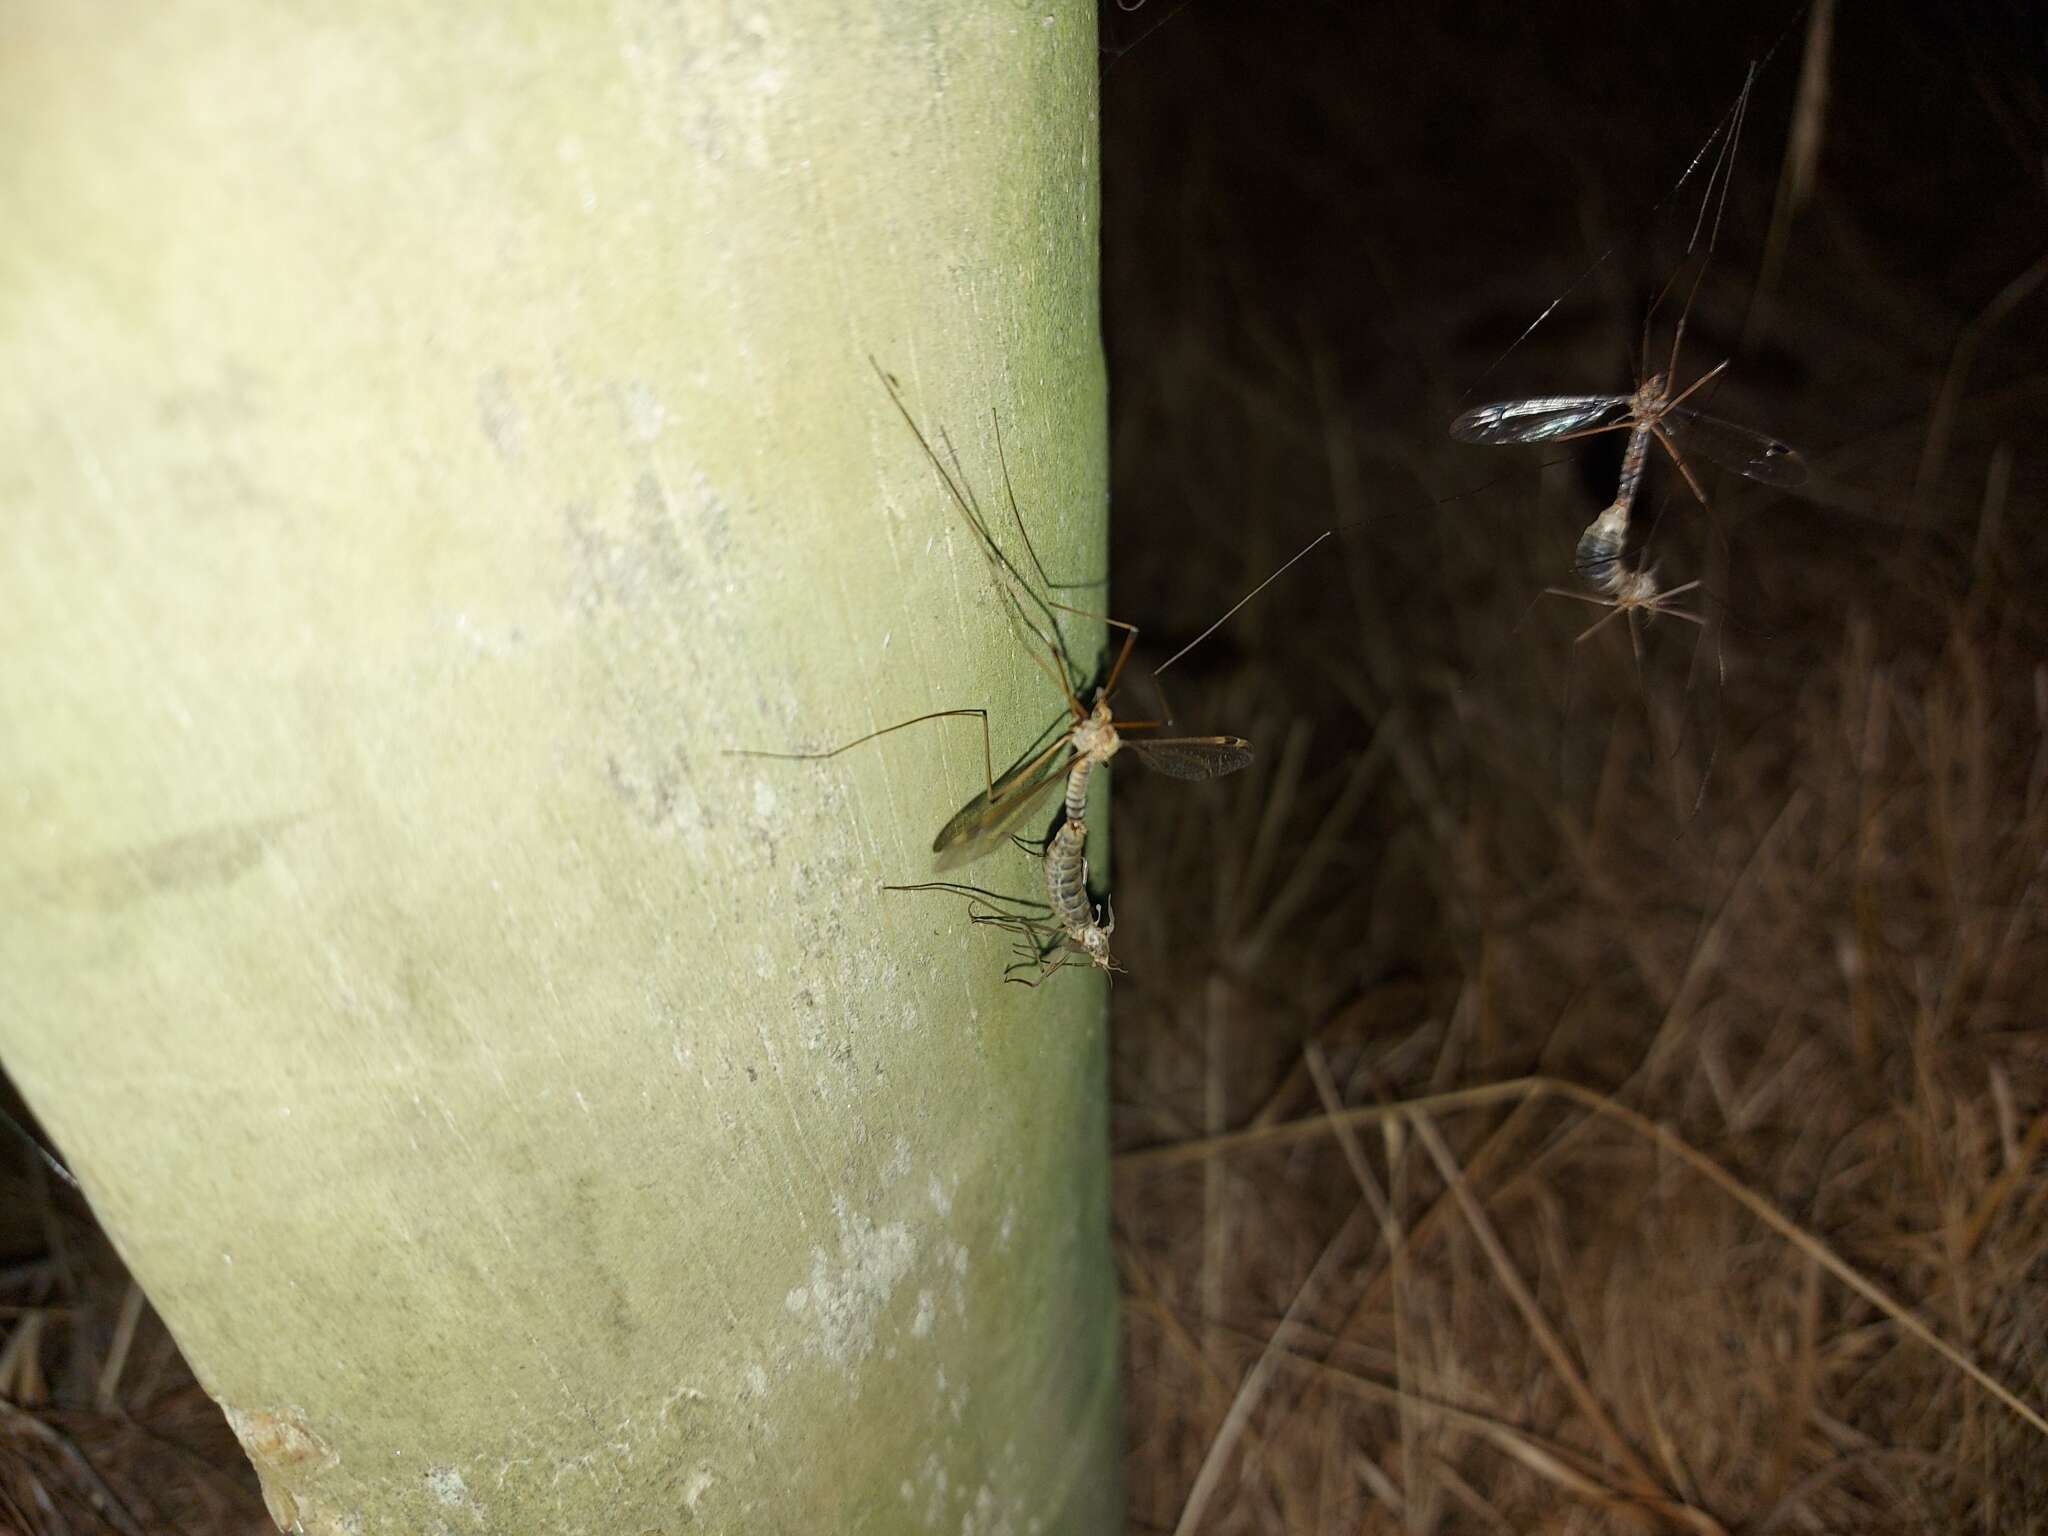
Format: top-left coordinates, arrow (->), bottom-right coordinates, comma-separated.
0,4 -> 1117,1531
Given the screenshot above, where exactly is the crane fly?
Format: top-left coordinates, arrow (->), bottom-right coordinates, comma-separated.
1543,551 -> 1730,822
872,360 -> 1254,872
731,361 -> 1258,873
1450,358 -> 1806,590
1544,562 -> 1706,664
1449,61 -> 1804,589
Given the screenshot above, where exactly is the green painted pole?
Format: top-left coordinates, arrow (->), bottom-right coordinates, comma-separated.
0,4 -> 1117,1530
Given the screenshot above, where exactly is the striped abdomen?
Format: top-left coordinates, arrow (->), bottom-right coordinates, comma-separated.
1612,413 -> 1654,521
1062,755 -> 1095,826
1044,817 -> 1094,938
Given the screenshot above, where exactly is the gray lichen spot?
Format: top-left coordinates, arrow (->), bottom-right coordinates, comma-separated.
425,1465 -> 477,1510
908,1449 -> 950,1531
961,1481 -> 1017,1536
682,1467 -> 715,1515
885,1136 -> 913,1182
782,1195 -> 917,1369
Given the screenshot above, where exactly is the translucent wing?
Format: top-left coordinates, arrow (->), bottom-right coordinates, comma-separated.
930,749 -> 1070,871
1125,736 -> 1255,781
1662,407 -> 1808,487
1449,395 -> 1631,445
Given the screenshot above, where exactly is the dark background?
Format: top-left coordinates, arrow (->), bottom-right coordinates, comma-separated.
1101,3 -> 2048,1529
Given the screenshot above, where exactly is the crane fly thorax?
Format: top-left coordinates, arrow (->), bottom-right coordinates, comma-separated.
1612,567 -> 1660,606
1071,696 -> 1119,766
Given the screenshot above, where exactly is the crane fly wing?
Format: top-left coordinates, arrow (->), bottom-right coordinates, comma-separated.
1125,736 -> 1255,781
1449,395 -> 1630,445
930,751 -> 1069,871
1662,407 -> 1808,487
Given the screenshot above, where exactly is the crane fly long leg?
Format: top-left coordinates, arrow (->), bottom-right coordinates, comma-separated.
1520,416 -> 1639,449
883,879 -> 1053,927
936,418 -> 1077,705
886,875 -> 1110,985
990,408 -> 1106,594
1542,578 -> 1705,640
727,708 -> 997,797
1658,356 -> 1731,413
1659,409 -> 1807,486
872,358 -> 1082,712
1649,422 -> 1715,511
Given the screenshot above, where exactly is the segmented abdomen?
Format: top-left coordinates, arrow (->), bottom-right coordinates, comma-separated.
1613,419 -> 1654,519
1062,755 -> 1095,826
1044,817 -> 1095,939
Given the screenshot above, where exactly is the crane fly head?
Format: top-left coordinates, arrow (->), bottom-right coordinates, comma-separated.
1078,893 -> 1115,970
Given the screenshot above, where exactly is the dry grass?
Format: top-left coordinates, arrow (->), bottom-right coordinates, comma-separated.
1107,6 -> 2048,1533
0,1139 -> 272,1534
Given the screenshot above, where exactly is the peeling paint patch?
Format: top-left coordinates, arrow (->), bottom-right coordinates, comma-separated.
219,1402 -> 338,1533
221,1403 -> 337,1472
911,1289 -> 935,1339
